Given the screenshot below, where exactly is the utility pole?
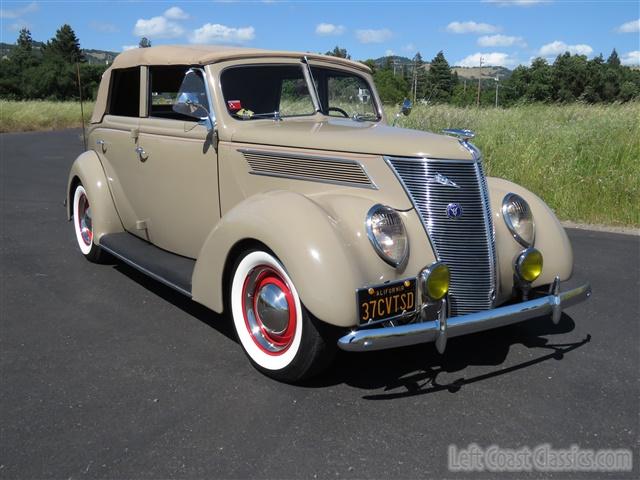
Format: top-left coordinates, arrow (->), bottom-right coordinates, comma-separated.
494,75 -> 500,108
476,56 -> 483,108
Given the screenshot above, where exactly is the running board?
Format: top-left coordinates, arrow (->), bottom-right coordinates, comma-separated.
99,232 -> 195,297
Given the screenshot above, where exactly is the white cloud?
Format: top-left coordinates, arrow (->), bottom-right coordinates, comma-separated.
615,19 -> 640,33
456,52 -> 518,67
402,43 -> 417,52
134,16 -> 184,38
538,40 -> 593,56
483,0 -> 550,5
355,28 -> 392,44
8,21 -> 32,32
315,23 -> 345,36
190,23 -> 255,44
621,50 -> 640,66
122,45 -> 138,51
446,21 -> 500,34
0,1 -> 38,19
478,34 -> 526,47
385,49 -> 395,57
164,6 -> 189,20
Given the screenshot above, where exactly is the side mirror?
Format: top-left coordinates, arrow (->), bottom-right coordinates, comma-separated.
401,98 -> 412,116
392,98 -> 413,126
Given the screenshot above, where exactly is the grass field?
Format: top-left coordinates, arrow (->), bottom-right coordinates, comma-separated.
1,100 -> 638,226
0,100 -> 94,133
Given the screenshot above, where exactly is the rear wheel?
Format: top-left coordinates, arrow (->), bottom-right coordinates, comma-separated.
230,249 -> 335,382
72,183 -> 104,263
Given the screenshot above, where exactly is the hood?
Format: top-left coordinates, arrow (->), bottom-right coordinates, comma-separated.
228,117 -> 474,160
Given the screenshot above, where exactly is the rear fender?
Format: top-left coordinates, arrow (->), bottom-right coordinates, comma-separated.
66,150 -> 124,242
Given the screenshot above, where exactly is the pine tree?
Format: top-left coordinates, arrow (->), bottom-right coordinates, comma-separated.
45,24 -> 84,63
139,37 -> 152,48
427,51 -> 453,102
606,49 -> 621,67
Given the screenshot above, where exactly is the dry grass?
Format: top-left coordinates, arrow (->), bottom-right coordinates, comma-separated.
0,100 -> 94,133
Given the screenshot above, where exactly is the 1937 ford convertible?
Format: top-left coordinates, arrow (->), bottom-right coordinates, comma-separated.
67,46 -> 591,382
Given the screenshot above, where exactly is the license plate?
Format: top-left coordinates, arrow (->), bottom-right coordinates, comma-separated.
357,278 -> 417,324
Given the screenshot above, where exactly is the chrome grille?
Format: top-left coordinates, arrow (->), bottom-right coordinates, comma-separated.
240,149 -> 375,189
386,156 -> 496,316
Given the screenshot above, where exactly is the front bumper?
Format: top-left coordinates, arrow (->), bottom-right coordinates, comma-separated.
337,278 -> 591,353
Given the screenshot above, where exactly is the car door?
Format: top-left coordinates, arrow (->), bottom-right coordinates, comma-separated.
134,66 -> 220,259
93,66 -> 144,235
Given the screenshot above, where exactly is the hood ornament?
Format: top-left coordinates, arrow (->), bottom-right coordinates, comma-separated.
431,172 -> 460,188
442,129 -> 475,142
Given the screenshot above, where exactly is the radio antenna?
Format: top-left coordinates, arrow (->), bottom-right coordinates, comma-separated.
75,61 -> 87,150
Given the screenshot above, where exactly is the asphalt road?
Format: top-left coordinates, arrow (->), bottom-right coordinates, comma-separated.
1,129 -> 638,479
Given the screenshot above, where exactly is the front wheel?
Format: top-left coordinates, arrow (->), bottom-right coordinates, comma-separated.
230,249 -> 335,383
72,183 -> 104,263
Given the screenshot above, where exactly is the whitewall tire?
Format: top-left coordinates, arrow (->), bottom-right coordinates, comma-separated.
72,183 -> 104,262
230,249 -> 335,382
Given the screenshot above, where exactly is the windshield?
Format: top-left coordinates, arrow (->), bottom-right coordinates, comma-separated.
221,64 -> 315,120
311,66 -> 379,121
220,63 -> 380,122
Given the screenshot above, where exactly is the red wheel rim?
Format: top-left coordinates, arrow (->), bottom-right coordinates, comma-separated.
241,265 -> 297,355
77,192 -> 93,246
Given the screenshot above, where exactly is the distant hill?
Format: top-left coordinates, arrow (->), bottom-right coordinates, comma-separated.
0,41 -> 118,65
372,55 -> 512,80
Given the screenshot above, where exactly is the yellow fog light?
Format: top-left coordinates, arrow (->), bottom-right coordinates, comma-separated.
515,248 -> 543,283
420,262 -> 450,302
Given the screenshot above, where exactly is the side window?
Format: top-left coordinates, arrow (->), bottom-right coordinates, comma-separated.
149,66 -> 209,120
108,68 -> 140,117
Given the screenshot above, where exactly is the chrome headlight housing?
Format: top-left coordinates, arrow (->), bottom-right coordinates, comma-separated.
366,204 -> 409,267
502,193 -> 535,247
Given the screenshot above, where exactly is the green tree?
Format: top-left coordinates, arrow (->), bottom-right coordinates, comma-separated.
427,51 -> 453,102
526,58 -> 553,101
606,49 -> 621,67
45,24 -> 84,63
139,37 -> 152,48
373,69 -> 409,104
410,52 -> 429,101
325,46 -> 350,59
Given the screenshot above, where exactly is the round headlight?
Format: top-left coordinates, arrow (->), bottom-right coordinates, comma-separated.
420,262 -> 450,302
502,193 -> 535,247
515,248 -> 543,283
366,204 -> 409,267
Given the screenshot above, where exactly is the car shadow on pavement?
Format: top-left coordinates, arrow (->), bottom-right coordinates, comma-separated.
112,261 -> 590,397
113,263 -> 238,343
308,314 -> 591,398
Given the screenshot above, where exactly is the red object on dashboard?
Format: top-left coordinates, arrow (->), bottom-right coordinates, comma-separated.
227,100 -> 242,110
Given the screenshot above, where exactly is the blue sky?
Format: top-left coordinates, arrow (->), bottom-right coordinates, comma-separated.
1,1 -> 639,67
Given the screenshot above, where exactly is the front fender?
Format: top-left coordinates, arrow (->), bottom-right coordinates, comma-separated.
191,190 -> 436,327
488,177 -> 573,303
66,150 -> 124,242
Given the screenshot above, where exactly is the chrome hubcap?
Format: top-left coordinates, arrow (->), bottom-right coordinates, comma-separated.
242,265 -> 296,354
78,194 -> 93,246
256,283 -> 290,335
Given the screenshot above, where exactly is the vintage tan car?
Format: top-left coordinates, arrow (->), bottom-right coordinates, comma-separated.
67,45 -> 591,382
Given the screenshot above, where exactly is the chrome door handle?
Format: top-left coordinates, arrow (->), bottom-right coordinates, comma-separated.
135,146 -> 148,161
96,139 -> 106,152
96,140 -> 105,146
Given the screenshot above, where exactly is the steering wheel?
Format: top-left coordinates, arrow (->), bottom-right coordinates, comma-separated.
328,107 -> 349,118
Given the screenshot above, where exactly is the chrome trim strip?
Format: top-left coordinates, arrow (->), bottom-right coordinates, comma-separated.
338,283 -> 592,352
475,160 -> 498,307
239,148 -> 378,190
99,243 -> 192,298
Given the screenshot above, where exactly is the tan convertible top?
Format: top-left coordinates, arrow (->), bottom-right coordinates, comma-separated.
91,45 -> 371,123
111,45 -> 371,72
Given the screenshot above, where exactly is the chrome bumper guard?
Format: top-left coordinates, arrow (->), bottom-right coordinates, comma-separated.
338,279 -> 591,353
